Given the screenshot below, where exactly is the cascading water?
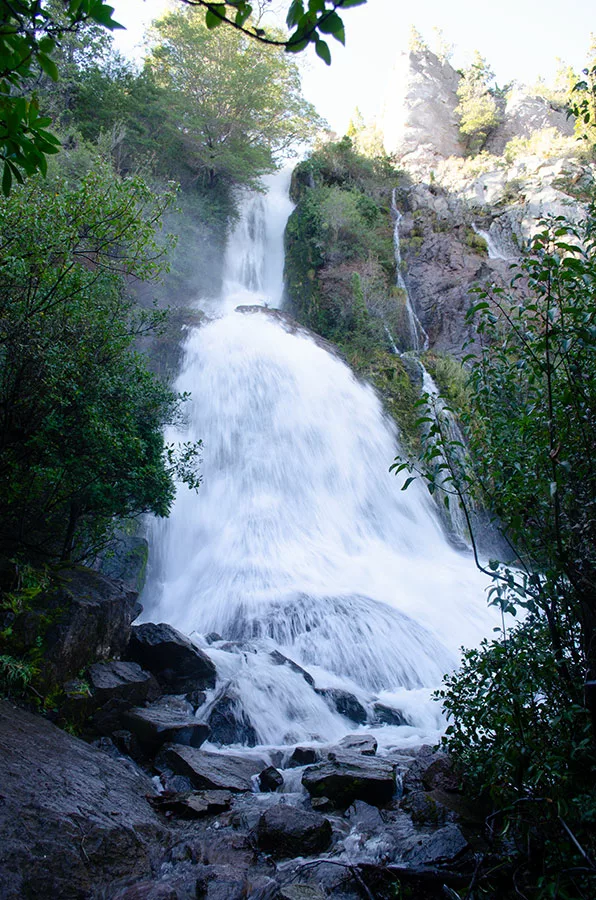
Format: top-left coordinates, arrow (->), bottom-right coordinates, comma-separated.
391,189 -> 429,352
471,222 -> 516,261
144,170 -> 498,748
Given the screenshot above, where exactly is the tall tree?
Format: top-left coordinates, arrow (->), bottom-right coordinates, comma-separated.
146,5 -> 323,187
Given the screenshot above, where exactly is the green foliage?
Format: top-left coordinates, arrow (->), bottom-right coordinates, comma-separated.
0,654 -> 37,695
187,0 -> 366,63
455,51 -> 501,155
0,0 -> 122,193
421,352 -> 470,414
146,6 -> 324,188
0,159 -> 201,561
438,615 -> 596,898
396,210 -> 596,896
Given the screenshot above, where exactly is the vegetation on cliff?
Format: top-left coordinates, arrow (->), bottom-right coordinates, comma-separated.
285,137 -> 422,448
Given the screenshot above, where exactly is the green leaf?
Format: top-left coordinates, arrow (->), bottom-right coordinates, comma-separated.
38,53 -> 59,82
205,4 -> 226,28
401,476 -> 416,491
317,12 -> 345,44
315,38 -> 331,64
2,161 -> 12,196
235,3 -> 252,27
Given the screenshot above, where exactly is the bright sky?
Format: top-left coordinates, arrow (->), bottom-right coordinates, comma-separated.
113,0 -> 595,134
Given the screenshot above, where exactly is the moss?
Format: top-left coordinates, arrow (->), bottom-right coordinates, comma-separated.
422,351 -> 471,415
464,228 -> 489,255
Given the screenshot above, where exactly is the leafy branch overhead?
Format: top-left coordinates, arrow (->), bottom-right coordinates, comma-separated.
181,0 -> 366,64
0,1 -> 124,192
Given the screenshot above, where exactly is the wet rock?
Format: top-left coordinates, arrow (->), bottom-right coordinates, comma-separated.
403,823 -> 469,867
421,753 -> 460,792
89,659 -> 161,706
269,649 -> 315,686
338,733 -> 377,755
90,696 -> 133,736
316,688 -> 367,724
205,632 -> 223,644
310,796 -> 333,812
148,789 -> 232,819
286,745 -> 320,767
196,864 -> 247,900
371,702 -> 409,726
302,752 -> 395,808
279,887 -> 327,900
127,622 -> 216,693
258,766 -> 284,792
400,747 -> 445,795
185,689 -> 207,711
206,693 -> 258,746
158,745 -> 267,792
112,884 -> 179,900
256,806 -> 332,858
122,704 -> 210,753
112,728 -> 144,761
0,700 -> 168,899
400,789 -> 454,826
12,566 -> 141,692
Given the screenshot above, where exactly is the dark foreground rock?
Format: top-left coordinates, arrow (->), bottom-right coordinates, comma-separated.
338,733 -> 377,755
122,704 -> 210,753
157,745 -> 267,792
0,700 -> 167,899
256,806 -> 332,858
303,751 -> 396,808
127,622 -> 216,692
148,790 -> 232,819
89,660 -> 161,706
9,567 -> 141,692
205,692 -> 258,746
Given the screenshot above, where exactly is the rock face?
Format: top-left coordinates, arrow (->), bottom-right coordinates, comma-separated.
256,807 -> 332,858
382,48 -> 462,168
0,700 -> 167,899
205,692 -> 258,747
127,622 -> 216,692
302,752 -> 396,808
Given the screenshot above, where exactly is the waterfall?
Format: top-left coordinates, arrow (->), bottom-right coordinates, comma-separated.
391,189 -> 429,352
471,222 -> 515,261
143,170 -> 498,747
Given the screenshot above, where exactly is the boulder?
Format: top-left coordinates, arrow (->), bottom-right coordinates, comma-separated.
420,754 -> 460,792
195,864 -> 247,900
148,789 -> 232,819
269,649 -> 315,686
371,702 -> 409,726
280,888 -> 326,900
89,660 -> 160,706
205,632 -> 223,644
127,622 -> 216,692
206,693 -> 258,746
256,806 -> 332,858
121,704 -> 210,753
258,766 -> 284,792
185,689 -> 207,711
286,746 -> 320,768
403,823 -> 469,867
0,700 -> 167,899
302,752 -> 395,808
338,733 -> 377,755
158,745 -> 267,792
316,688 -> 367,724
10,567 -> 141,691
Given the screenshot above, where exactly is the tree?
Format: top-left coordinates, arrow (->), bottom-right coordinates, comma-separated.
0,156 -> 201,561
0,1 -> 365,194
0,0 -> 123,192
455,50 -> 501,154
146,5 -> 323,187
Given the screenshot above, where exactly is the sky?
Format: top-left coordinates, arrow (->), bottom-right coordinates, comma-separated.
113,0 -> 595,135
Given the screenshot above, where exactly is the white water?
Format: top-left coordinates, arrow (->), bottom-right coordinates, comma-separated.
391,189 -> 429,352
471,222 -> 515,261
144,170 -> 498,748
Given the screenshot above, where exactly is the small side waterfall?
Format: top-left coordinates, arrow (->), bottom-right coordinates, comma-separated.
144,170 -> 498,747
471,222 -> 516,261
391,189 -> 429,352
